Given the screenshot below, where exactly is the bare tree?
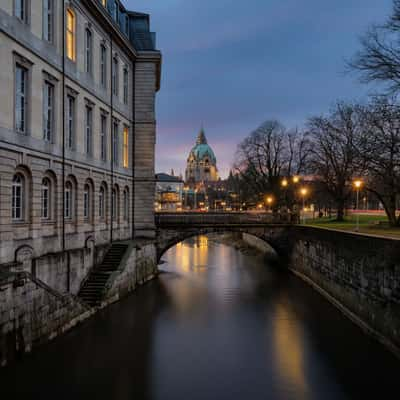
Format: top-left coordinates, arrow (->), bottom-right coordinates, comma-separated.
234,120 -> 311,205
308,102 -> 363,221
350,0 -> 400,94
357,98 -> 400,226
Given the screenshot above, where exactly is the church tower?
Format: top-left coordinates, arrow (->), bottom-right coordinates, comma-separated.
185,128 -> 219,184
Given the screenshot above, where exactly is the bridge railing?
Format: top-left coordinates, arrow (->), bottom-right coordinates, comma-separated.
155,212 -> 289,226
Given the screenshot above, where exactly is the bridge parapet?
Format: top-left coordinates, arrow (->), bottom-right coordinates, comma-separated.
155,212 -> 289,227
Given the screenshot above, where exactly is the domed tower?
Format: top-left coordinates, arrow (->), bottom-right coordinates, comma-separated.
185,128 -> 219,184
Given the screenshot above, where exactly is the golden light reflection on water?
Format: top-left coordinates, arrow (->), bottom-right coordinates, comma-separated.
272,302 -> 309,398
163,236 -> 211,315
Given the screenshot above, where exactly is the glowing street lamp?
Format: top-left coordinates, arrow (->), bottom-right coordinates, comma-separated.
292,175 -> 300,184
281,178 -> 288,188
353,179 -> 363,232
266,195 -> 273,211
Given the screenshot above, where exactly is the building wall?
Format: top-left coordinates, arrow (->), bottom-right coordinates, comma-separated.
0,1 -> 161,279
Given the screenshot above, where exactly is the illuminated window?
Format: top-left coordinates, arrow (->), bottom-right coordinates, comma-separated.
101,0 -> 107,6
123,126 -> 129,168
66,9 -> 76,61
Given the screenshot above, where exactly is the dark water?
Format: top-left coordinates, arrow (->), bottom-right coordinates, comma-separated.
1,235 -> 400,399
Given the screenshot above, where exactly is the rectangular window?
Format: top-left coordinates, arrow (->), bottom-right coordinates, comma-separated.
43,81 -> 54,142
112,56 -> 118,96
123,67 -> 128,104
43,0 -> 53,42
100,45 -> 107,88
15,0 -> 27,23
66,9 -> 76,61
113,121 -> 119,165
66,95 -> 75,149
85,105 -> 93,155
85,29 -> 92,75
100,114 -> 107,161
123,126 -> 129,168
15,64 -> 28,133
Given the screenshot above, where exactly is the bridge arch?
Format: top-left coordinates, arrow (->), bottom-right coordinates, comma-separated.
156,226 -> 289,263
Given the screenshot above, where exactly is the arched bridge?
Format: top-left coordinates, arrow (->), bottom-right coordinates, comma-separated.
155,212 -> 293,261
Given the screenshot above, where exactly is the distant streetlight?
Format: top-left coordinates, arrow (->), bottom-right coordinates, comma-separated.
300,187 -> 308,223
281,178 -> 288,188
292,175 -> 300,184
266,196 -> 273,211
353,179 -> 363,232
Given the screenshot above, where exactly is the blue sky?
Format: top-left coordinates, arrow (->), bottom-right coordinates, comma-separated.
127,0 -> 393,178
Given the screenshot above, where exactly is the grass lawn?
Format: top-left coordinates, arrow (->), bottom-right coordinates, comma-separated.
304,214 -> 400,238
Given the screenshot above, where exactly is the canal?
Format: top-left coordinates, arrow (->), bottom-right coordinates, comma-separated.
1,235 -> 400,399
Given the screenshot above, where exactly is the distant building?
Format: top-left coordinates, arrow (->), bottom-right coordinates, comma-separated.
155,172 -> 184,211
185,128 -> 219,184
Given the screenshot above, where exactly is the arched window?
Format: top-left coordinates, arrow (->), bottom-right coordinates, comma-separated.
112,187 -> 119,221
65,181 -> 73,219
12,174 -> 24,221
83,184 -> 90,220
66,8 -> 76,61
41,178 -> 50,219
123,189 -> 129,221
99,186 -> 105,219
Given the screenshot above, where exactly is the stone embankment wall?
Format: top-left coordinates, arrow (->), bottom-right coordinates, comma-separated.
102,242 -> 158,306
0,242 -> 158,367
288,227 -> 400,356
0,270 -> 92,367
242,227 -> 400,356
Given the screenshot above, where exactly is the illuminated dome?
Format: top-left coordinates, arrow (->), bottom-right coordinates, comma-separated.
185,128 -> 219,183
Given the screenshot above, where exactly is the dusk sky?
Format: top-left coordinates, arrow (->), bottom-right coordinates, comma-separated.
128,0 -> 393,178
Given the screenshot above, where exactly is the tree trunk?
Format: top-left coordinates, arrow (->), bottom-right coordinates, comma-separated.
382,195 -> 399,227
336,198 -> 345,221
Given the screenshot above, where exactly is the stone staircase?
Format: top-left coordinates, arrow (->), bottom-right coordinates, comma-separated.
78,243 -> 129,307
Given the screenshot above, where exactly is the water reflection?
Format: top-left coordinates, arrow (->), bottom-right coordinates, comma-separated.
1,234 -> 400,400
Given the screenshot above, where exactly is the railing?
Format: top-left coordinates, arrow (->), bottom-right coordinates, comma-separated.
155,212 -> 288,226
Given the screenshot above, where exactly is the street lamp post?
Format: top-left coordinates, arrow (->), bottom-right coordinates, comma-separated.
353,180 -> 363,232
300,187 -> 308,224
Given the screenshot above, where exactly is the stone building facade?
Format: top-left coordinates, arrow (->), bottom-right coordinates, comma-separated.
0,1 -> 161,290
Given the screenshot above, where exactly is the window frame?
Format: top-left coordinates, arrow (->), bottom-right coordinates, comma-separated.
42,0 -> 54,43
112,120 -> 119,166
15,63 -> 29,134
123,66 -> 128,104
112,55 -> 119,96
85,103 -> 93,156
15,0 -> 29,24
43,79 -> 55,142
100,113 -> 107,161
64,181 -> 73,219
85,28 -> 93,75
12,174 -> 24,221
41,178 -> 51,220
100,43 -> 107,88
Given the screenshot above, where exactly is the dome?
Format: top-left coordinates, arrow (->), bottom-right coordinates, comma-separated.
189,143 -> 217,164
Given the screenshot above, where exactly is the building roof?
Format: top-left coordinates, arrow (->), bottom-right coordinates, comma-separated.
189,129 -> 217,164
156,173 -> 184,183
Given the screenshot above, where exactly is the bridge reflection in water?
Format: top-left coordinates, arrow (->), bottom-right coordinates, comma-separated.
1,234 -> 400,400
